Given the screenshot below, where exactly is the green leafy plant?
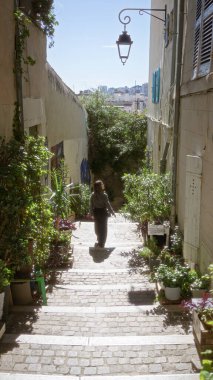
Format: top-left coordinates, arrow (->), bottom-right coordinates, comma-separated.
182,294 -> 213,328
122,169 -> 172,241
0,260 -> 13,293
0,136 -> 54,271
159,247 -> 180,267
50,161 -> 73,228
81,91 -> 147,202
155,263 -> 191,288
51,230 -> 72,247
170,226 -> 183,255
191,274 -> 211,290
200,350 -> 213,379
70,183 -> 91,219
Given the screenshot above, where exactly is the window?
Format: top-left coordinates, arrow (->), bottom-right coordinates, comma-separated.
193,0 -> 213,78
152,68 -> 160,104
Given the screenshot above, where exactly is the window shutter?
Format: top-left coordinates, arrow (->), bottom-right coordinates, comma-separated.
196,0 -> 202,20
155,68 -> 160,103
152,72 -> 156,103
193,26 -> 201,70
200,15 -> 213,65
204,0 -> 213,11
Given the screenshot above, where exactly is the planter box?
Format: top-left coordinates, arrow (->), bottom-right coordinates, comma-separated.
10,281 -> 33,305
148,222 -> 170,245
192,289 -> 208,298
193,310 -> 213,349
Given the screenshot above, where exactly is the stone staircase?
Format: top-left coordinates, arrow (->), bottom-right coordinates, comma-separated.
0,216 -> 200,379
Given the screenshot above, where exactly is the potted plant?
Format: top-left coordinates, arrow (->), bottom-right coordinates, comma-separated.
182,294 -> 213,350
155,263 -> 191,301
191,273 -> 211,298
122,170 -> 172,244
0,260 -> 13,320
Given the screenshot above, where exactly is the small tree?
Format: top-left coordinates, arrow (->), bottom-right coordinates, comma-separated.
81,91 -> 147,203
122,169 -> 172,242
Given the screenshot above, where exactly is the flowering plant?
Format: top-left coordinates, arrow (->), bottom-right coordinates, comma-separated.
55,219 -> 76,231
182,293 -> 213,329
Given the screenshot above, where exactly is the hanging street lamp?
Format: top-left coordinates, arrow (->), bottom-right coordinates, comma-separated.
116,7 -> 167,64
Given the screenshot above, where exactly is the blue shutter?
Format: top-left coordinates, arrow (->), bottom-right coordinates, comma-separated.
155,68 -> 160,103
152,72 -> 156,103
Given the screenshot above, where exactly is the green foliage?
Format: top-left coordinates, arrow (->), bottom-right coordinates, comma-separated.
159,247 -> 180,267
82,91 -> 147,175
170,226 -> 183,255
50,162 -> 72,221
0,136 -> 54,270
191,273 -> 211,290
52,230 -> 72,246
146,237 -> 161,256
0,260 -> 13,292
31,0 -> 58,47
70,183 -> 91,219
122,169 -> 172,224
139,247 -> 154,260
155,263 -> 191,288
200,351 -> 213,379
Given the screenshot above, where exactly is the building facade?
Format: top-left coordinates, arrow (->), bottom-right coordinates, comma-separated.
148,0 -> 213,270
0,0 -> 88,184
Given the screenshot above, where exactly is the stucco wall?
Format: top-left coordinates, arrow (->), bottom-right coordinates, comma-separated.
0,0 -> 47,138
177,0 -> 213,270
46,64 -> 88,183
0,0 -> 16,138
147,0 -> 175,173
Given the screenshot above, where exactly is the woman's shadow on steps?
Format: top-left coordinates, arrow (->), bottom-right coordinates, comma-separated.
89,247 -> 115,263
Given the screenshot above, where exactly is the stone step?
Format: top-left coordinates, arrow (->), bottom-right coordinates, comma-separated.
7,306 -> 191,336
0,373 -> 200,380
52,270 -> 149,285
46,286 -> 156,307
72,248 -> 143,270
0,333 -> 199,376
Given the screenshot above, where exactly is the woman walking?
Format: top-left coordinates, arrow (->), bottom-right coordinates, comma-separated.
90,180 -> 115,248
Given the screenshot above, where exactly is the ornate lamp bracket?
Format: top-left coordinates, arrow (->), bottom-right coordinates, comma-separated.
118,6 -> 167,28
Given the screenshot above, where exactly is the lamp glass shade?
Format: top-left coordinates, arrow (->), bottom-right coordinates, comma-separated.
116,30 -> 133,65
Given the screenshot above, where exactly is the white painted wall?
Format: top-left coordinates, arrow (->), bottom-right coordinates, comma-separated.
46,65 -> 88,184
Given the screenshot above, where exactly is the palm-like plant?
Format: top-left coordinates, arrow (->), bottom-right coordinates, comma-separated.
50,164 -> 73,230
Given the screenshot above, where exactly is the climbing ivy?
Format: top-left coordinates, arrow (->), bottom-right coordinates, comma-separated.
0,136 -> 54,271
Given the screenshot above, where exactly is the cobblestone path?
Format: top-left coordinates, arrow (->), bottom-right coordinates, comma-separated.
0,214 -> 200,379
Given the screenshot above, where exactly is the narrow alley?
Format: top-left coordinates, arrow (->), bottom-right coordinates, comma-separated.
0,215 -> 200,379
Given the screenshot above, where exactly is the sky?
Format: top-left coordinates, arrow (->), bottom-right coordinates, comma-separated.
47,0 -> 151,94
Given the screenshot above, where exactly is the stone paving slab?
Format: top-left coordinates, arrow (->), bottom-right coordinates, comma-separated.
2,334 -> 194,346
0,341 -> 198,375
53,283 -> 155,291
71,218 -> 143,270
46,287 -> 156,307
10,304 -> 184,313
0,373 -> 200,380
6,310 -> 191,336
57,270 -> 149,285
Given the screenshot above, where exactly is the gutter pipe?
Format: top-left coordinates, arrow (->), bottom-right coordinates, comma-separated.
171,0 -> 185,228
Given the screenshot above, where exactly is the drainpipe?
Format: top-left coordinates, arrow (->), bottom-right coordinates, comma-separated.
170,0 -> 185,228
14,0 -> 25,137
